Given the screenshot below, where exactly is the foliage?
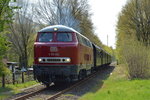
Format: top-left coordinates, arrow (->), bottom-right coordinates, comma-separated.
0,62 -> 10,76
0,34 -> 10,76
102,45 -> 115,61
0,0 -> 17,76
27,34 -> 37,66
0,0 -> 11,60
0,35 -> 7,59
0,0 -> 13,31
117,0 -> 150,46
116,0 -> 150,79
118,34 -> 150,78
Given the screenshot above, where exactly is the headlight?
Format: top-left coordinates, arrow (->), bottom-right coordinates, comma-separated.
65,58 -> 71,62
38,58 -> 42,62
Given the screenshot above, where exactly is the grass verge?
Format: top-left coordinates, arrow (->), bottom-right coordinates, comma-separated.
0,81 -> 38,100
80,65 -> 150,100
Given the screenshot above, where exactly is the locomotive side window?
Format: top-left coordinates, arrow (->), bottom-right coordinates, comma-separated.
76,33 -> 83,44
76,33 -> 92,48
82,38 -> 87,46
38,33 -> 53,42
57,33 -> 72,42
87,40 -> 92,47
83,38 -> 92,48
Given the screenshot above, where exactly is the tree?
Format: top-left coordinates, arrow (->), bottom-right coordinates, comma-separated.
117,0 -> 150,46
116,0 -> 150,79
0,0 -> 17,87
35,0 -> 83,31
7,0 -> 37,68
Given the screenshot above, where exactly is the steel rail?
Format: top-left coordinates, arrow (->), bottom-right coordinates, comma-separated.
12,87 -> 47,100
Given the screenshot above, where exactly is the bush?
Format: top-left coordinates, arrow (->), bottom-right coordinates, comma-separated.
121,35 -> 150,79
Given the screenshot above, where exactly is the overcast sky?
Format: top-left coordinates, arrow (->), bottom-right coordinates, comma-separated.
89,0 -> 127,48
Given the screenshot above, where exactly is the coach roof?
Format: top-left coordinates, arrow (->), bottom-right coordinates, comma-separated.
39,25 -> 77,33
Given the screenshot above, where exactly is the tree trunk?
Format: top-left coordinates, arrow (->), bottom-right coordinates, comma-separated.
2,74 -> 5,88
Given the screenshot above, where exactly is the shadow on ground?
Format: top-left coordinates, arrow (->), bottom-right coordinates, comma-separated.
65,65 -> 115,97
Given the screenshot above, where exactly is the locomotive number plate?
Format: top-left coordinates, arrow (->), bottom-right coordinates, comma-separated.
50,47 -> 58,52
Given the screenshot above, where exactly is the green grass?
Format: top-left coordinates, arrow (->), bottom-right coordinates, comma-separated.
0,81 -> 38,100
80,65 -> 150,100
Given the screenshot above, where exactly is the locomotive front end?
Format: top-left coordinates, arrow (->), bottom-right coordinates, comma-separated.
33,25 -> 79,86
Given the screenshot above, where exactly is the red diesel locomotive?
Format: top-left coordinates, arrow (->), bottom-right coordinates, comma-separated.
33,25 -> 111,86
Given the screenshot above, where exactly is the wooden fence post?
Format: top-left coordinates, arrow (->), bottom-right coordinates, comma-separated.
22,72 -> 24,83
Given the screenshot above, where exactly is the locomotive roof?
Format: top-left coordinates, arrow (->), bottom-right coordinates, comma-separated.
39,25 -> 77,33
39,25 -> 92,45
39,25 -> 90,41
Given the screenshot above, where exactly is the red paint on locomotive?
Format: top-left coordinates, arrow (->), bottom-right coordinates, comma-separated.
34,32 -> 79,65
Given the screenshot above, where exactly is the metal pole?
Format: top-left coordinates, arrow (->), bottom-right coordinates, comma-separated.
107,34 -> 108,46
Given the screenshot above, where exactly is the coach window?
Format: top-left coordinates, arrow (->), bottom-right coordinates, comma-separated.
57,33 -> 72,42
38,33 -> 53,42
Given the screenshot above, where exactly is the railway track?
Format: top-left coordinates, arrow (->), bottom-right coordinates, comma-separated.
12,66 -> 108,100
12,87 -> 47,100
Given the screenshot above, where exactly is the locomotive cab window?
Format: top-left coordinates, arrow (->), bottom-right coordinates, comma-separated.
57,33 -> 72,42
38,33 -> 53,42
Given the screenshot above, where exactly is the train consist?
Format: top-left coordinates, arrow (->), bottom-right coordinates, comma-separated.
33,25 -> 111,86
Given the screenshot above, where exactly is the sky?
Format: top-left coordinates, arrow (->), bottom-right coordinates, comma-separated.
89,0 -> 127,48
